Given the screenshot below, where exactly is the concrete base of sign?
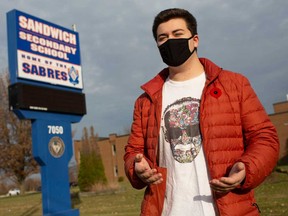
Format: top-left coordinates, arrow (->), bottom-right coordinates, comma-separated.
44,209 -> 79,216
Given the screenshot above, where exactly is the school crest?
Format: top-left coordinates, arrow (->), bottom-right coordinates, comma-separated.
48,136 -> 65,158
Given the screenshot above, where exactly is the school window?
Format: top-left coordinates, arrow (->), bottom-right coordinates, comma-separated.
112,143 -> 116,156
114,165 -> 118,177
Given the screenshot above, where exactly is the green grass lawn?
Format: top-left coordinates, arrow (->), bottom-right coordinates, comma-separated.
0,169 -> 287,216
0,182 -> 144,216
254,171 -> 288,215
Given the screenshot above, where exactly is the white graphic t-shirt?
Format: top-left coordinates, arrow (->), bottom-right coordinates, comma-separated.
159,72 -> 216,216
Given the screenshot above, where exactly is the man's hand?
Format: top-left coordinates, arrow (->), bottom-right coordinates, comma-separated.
134,153 -> 163,185
210,162 -> 246,193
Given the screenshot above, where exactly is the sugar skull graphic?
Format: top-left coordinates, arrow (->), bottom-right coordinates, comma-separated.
162,97 -> 201,163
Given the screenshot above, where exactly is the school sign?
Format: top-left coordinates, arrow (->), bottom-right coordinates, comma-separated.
7,9 -> 86,216
9,9 -> 83,89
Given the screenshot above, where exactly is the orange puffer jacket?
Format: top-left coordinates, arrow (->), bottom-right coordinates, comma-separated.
124,58 -> 279,216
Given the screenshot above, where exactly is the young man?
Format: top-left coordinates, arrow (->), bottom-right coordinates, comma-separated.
124,8 -> 279,216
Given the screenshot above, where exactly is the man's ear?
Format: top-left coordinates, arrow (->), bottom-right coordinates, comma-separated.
192,34 -> 199,48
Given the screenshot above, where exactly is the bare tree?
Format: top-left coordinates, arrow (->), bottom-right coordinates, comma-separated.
0,70 -> 38,190
90,126 -> 100,155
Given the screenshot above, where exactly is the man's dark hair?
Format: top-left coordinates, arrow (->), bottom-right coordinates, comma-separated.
152,8 -> 198,41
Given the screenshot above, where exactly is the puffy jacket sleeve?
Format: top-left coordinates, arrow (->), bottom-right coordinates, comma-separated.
238,76 -> 279,189
124,94 -> 152,189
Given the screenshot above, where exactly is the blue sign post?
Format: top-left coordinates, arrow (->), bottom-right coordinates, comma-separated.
7,10 -> 85,215
33,118 -> 78,215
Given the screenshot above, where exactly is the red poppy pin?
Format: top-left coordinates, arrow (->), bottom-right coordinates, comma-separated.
210,87 -> 222,98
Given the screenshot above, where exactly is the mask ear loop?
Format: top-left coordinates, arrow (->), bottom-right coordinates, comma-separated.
189,34 -> 199,52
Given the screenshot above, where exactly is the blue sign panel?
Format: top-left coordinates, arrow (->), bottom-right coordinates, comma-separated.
7,10 -> 83,90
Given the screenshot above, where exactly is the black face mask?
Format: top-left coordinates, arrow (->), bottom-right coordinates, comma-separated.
158,36 -> 195,67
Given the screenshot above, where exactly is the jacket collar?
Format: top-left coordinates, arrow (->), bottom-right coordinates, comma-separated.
141,58 -> 222,99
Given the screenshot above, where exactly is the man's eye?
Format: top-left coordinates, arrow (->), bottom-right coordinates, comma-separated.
158,37 -> 166,42
175,33 -> 184,37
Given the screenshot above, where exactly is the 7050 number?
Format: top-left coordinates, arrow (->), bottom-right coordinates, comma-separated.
48,125 -> 64,134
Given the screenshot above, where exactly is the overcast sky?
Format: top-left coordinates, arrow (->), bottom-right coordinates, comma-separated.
1,0 -> 288,138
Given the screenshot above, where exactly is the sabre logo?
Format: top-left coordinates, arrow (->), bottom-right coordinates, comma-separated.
68,66 -> 79,85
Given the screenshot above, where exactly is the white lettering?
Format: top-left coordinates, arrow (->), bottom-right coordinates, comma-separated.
31,44 -> 69,60
29,106 -> 48,111
48,125 -> 64,134
18,15 -> 77,45
19,15 -> 27,28
19,31 -> 76,60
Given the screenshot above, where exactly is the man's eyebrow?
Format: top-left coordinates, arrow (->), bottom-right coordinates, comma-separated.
172,28 -> 185,33
157,28 -> 185,39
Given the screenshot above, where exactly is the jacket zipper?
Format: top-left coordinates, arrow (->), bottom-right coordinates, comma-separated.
200,80 -> 221,216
